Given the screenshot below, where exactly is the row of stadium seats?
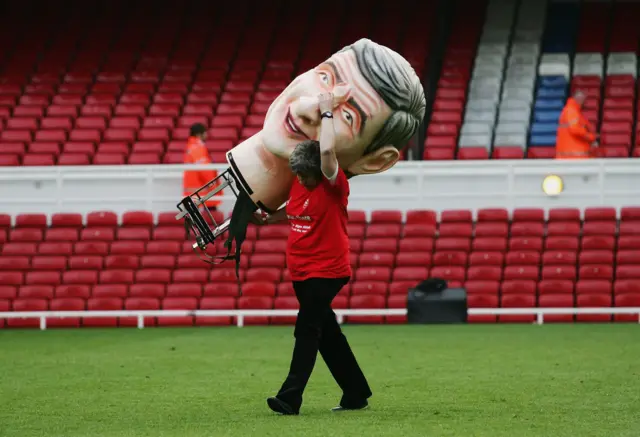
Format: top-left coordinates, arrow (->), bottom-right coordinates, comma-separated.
3,291 -> 639,328
6,0 -> 640,164
4,206 -> 640,226
2,208 -> 640,327
2,269 -> 639,298
0,0 -> 434,166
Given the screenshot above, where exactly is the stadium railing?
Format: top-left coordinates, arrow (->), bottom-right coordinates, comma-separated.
1,307 -> 639,330
2,158 -> 640,215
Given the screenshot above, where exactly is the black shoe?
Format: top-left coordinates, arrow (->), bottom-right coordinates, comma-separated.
331,399 -> 369,412
267,397 -> 299,415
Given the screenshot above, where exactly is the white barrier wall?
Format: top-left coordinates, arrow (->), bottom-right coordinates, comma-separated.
0,158 -> 638,218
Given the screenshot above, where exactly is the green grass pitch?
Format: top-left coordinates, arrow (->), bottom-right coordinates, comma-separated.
1,324 -> 639,437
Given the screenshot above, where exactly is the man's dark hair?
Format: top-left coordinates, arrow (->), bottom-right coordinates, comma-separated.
189,123 -> 207,137
289,140 -> 322,180
338,38 -> 426,155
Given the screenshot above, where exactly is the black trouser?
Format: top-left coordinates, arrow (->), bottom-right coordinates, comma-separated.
275,277 -> 372,411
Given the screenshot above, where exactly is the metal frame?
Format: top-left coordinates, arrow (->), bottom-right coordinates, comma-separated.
175,169 -> 240,263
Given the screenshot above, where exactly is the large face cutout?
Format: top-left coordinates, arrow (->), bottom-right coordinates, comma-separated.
260,49 -> 393,171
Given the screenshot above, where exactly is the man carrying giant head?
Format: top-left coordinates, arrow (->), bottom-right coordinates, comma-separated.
178,38 -> 426,260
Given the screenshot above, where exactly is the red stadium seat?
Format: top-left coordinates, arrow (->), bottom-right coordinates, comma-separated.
538,294 -> 574,323
348,295 -> 386,324
466,266 -> 502,282
351,282 -> 388,296
355,267 -> 392,282
395,251 -> 432,267
48,298 -> 85,328
614,293 -> 640,322
237,296 -> 273,325
370,210 -> 403,224
403,224 -> 437,240
128,282 -> 166,299
473,237 -> 507,252
117,297 -> 160,327
8,298 -> 48,328
55,284 -> 91,299
196,297 -> 236,326
499,294 -> 536,323
405,210 -> 437,224
505,250 -> 540,266
475,222 -> 508,237
157,297 -> 198,326
386,294 -> 407,324
503,266 -> 539,281
509,237 -> 543,252
433,251 -> 467,266
576,293 -> 612,323
366,224 -> 401,239
84,297 -> 123,327
19,285 -> 54,299
467,294 -> 498,323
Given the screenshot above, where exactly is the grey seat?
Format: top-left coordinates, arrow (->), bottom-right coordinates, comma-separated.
503,76 -> 535,89
468,91 -> 500,104
499,99 -> 531,111
466,99 -> 498,112
607,59 -> 637,76
469,76 -> 502,90
498,109 -> 531,125
472,65 -> 505,79
476,44 -> 508,56
501,88 -> 534,102
464,109 -> 497,125
475,54 -> 506,68
505,64 -> 537,77
460,123 -> 493,136
493,133 -> 527,148
459,133 -> 493,149
495,122 -> 528,135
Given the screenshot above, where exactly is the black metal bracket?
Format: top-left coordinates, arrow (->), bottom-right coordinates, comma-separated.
175,168 -> 240,264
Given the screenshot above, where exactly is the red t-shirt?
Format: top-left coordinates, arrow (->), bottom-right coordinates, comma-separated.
285,168 -> 351,281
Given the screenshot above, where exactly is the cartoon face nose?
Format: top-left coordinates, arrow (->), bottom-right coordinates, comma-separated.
292,96 -> 321,126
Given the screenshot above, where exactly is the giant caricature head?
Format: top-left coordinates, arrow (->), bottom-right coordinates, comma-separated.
226,38 -> 426,212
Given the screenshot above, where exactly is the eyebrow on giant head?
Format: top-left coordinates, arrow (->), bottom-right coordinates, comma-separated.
347,97 -> 367,137
323,60 -> 367,136
324,61 -> 344,84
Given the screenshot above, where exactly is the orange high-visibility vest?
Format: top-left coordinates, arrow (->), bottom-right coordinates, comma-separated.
183,136 -> 222,207
555,97 -> 597,160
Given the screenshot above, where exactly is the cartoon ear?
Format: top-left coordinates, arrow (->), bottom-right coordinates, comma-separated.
346,145 -> 399,175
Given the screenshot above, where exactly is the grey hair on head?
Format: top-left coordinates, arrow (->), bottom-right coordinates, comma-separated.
339,38 -> 426,155
289,140 -> 322,179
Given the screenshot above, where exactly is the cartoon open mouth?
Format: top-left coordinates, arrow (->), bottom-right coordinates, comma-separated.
284,108 -> 310,140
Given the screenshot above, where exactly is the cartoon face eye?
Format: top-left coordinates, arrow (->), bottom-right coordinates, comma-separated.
318,72 -> 330,85
343,110 -> 353,126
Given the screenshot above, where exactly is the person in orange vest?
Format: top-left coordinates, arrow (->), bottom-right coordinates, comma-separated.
183,123 -> 222,209
555,90 -> 599,159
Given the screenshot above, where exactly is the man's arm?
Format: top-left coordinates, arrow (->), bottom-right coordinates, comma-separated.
317,93 -> 339,183
190,145 -> 217,181
265,207 -> 288,224
250,207 -> 287,225
567,107 -> 597,143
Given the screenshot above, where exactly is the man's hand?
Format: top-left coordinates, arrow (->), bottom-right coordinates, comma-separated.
249,212 -> 267,226
318,92 -> 333,114
317,93 -> 338,181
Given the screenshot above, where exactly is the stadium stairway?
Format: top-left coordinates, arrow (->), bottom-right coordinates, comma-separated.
424,0 -> 640,161
2,207 -> 640,328
528,1 -> 578,159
